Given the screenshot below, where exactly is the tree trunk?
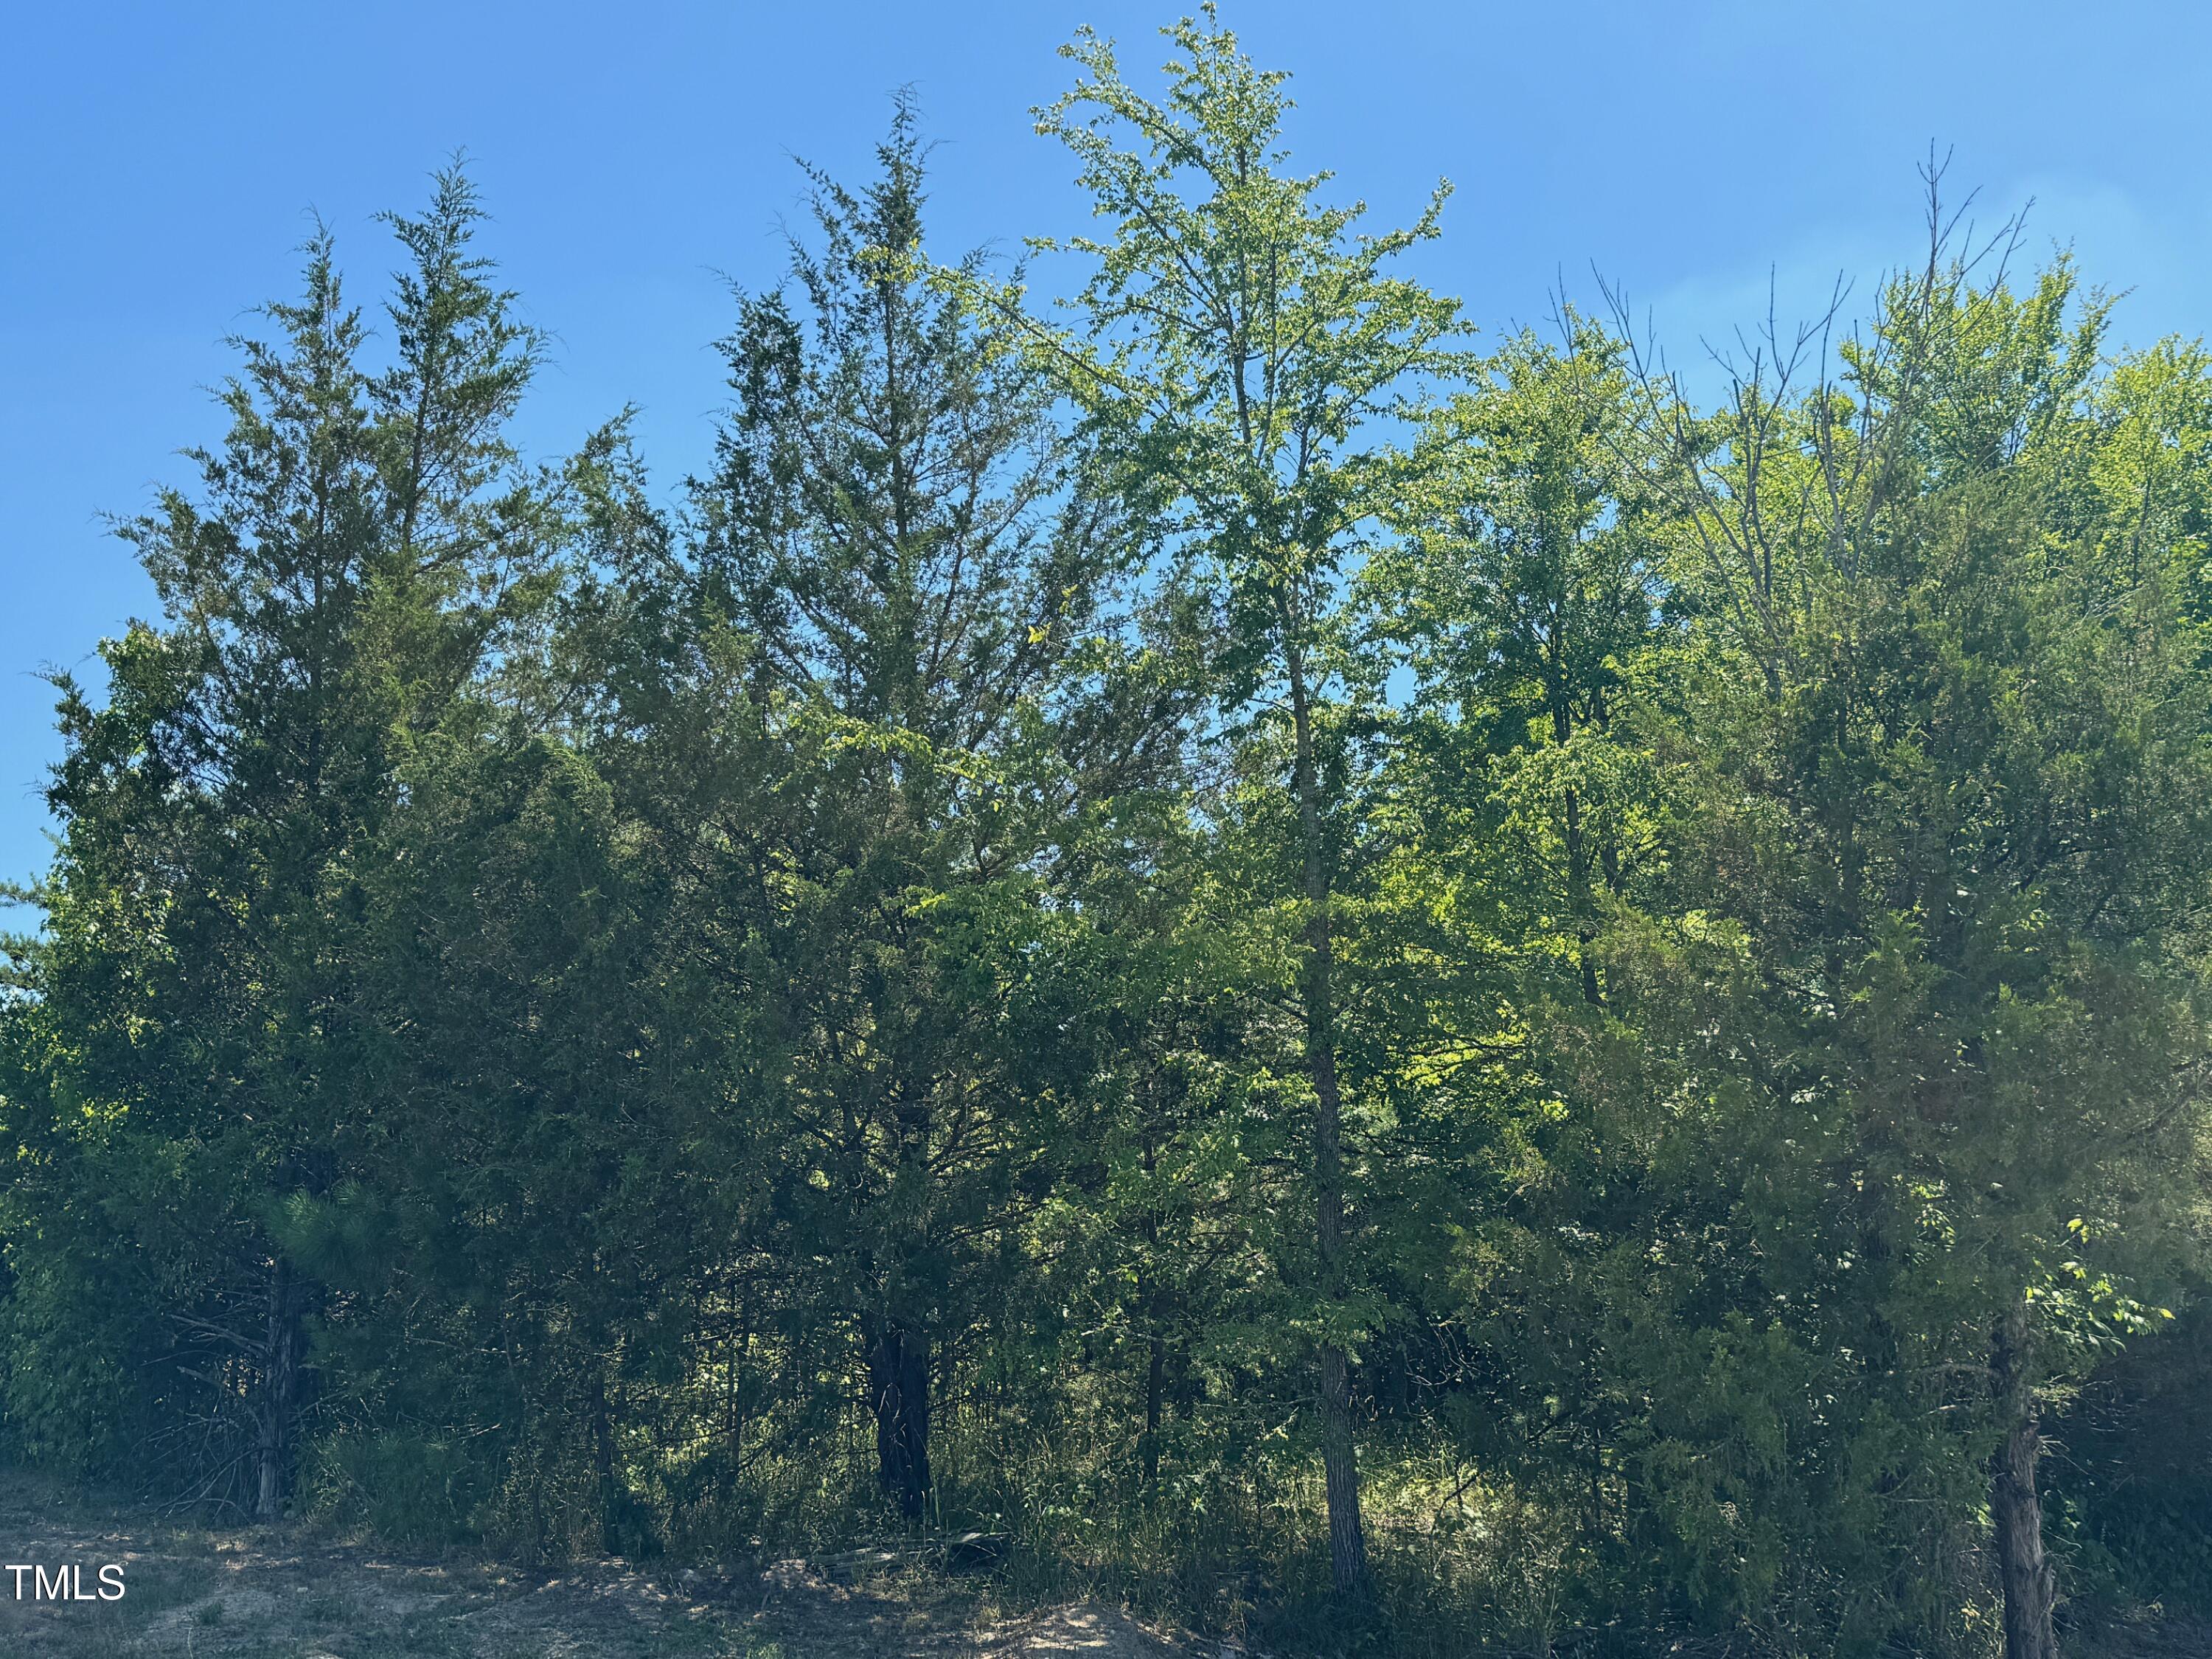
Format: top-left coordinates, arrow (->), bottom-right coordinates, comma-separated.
1140,1130 -> 1165,1500
1318,1342 -> 1367,1595
1990,1298 -> 2059,1659
865,1315 -> 933,1520
1552,687 -> 1601,1009
1563,782 -> 1603,1007
728,1292 -> 751,1475
254,1259 -> 300,1523
1142,1326 -> 1166,1497
589,1370 -> 623,1556
1284,645 -> 1371,1601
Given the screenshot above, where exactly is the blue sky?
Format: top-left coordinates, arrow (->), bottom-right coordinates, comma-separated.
6,1 -> 2211,897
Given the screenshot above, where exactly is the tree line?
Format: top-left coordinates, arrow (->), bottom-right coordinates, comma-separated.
5,15 -> 2211,1658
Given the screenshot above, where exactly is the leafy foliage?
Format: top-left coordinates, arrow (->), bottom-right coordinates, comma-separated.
4,22 -> 2211,1659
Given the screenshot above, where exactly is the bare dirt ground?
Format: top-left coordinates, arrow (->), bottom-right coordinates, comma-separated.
0,1471 -> 1201,1659
4,1467 -> 2205,1659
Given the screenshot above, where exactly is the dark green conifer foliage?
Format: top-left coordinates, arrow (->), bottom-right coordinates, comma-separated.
1543,226 -> 2212,1651
690,102 -> 1123,1520
1,172 -> 547,1517
1,37 -> 2210,1659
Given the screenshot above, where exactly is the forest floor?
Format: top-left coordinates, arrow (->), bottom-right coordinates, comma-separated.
0,1470 -> 1201,1659
1,1467 -> 2206,1659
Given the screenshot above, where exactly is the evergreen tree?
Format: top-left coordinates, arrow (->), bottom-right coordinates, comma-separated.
1,172 -> 546,1517
691,102 -> 1124,1520
1625,225 -> 2212,1653
1,38 -> 2208,1658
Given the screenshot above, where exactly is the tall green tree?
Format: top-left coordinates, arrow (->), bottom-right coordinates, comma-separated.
1628,226 -> 2212,1655
691,104 -> 1125,1520
1018,7 -> 1465,1596
1374,310 -> 1674,1559
1,171 -> 547,1518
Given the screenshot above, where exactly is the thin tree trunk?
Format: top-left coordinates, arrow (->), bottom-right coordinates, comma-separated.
728,1291 -> 750,1476
590,1371 -> 622,1557
1140,1129 -> 1165,1500
1318,1343 -> 1367,1596
1284,645 -> 1371,1601
1552,683 -> 1602,1009
865,1315 -> 932,1520
254,1259 -> 299,1523
1990,1297 -> 2059,1659
1142,1325 -> 1166,1497
1563,782 -> 1603,1007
